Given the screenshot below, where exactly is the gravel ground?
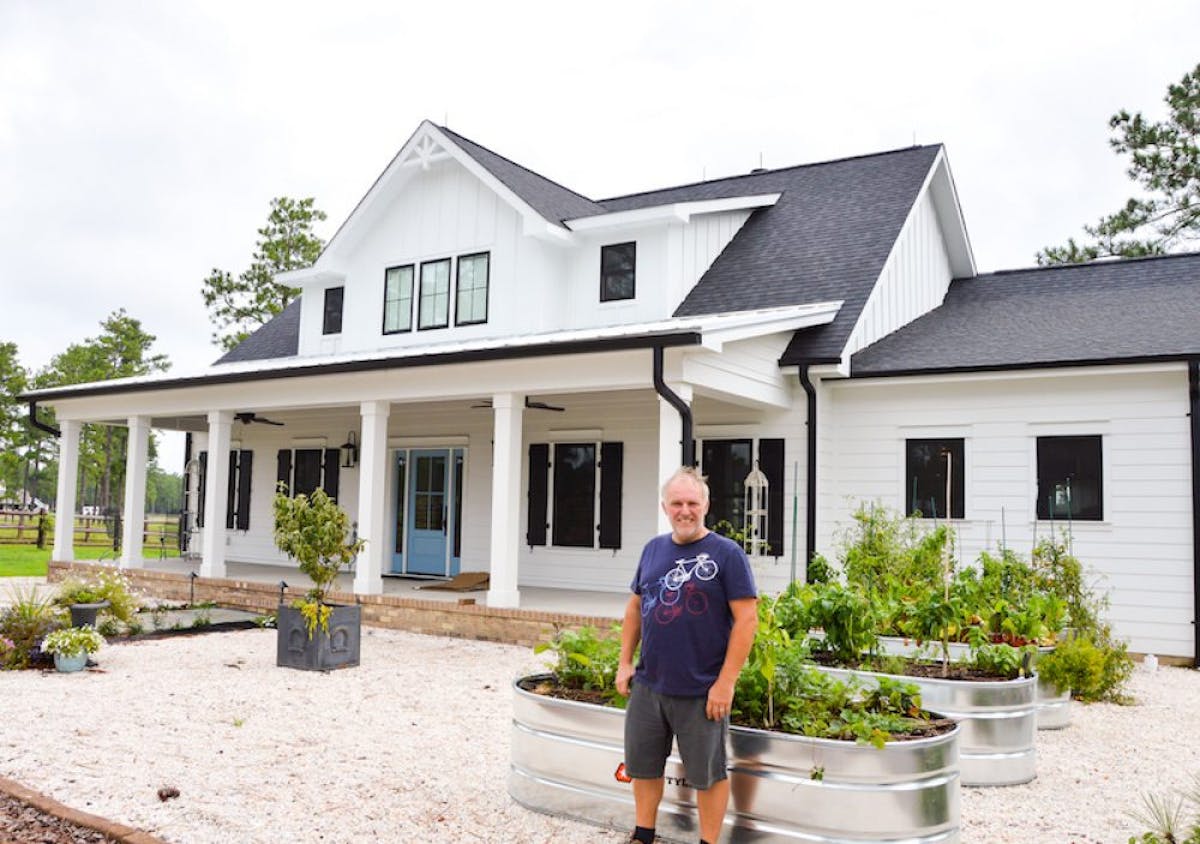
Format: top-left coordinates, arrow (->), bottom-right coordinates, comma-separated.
0,625 -> 1193,843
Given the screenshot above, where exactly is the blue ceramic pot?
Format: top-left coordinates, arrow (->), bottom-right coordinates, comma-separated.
53,652 -> 88,673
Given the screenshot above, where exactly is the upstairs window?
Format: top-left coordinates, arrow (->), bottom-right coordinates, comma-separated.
383,265 -> 414,334
905,438 -> 965,519
600,242 -> 636,302
455,252 -> 489,326
1037,435 -> 1102,521
322,286 -> 344,335
418,259 -> 451,329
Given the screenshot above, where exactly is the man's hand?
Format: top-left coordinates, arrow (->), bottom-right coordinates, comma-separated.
706,677 -> 735,720
616,662 -> 635,697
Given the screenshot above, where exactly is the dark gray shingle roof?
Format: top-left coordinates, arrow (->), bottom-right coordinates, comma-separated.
439,126 -> 605,224
609,146 -> 942,362
214,298 -> 302,364
850,253 -> 1200,376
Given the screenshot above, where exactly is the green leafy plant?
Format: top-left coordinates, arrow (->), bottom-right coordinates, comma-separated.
805,553 -> 834,584
1036,634 -> 1133,703
0,584 -> 61,669
534,625 -> 623,706
273,486 -> 365,638
42,625 -> 105,658
971,643 -> 1032,678
192,609 -> 212,628
53,570 -> 141,623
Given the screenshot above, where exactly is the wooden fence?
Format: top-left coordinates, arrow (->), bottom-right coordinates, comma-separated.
0,509 -> 180,549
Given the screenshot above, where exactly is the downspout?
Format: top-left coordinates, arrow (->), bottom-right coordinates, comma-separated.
1189,360 -> 1200,668
27,401 -> 61,438
798,365 -> 818,577
652,345 -> 695,467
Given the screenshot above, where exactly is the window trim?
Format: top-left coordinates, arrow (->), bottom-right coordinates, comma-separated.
417,258 -> 452,331
322,286 -> 344,335
454,251 -> 490,327
600,242 -> 636,303
382,264 -> 415,335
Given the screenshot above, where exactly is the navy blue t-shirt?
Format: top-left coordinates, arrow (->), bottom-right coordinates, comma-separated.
630,531 -> 757,697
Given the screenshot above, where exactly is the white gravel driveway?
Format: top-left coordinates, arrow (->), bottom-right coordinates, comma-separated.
0,625 -> 1193,843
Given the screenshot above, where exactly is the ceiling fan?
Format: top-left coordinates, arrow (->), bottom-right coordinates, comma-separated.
234,411 -> 285,426
470,397 -> 565,412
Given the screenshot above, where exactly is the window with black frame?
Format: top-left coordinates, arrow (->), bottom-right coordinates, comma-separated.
1037,435 -> 1102,521
552,443 -> 597,547
905,438 -> 965,519
600,242 -> 636,302
322,286 -> 344,334
701,439 -> 753,534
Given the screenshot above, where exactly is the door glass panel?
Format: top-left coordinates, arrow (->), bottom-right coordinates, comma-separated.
413,455 -> 446,531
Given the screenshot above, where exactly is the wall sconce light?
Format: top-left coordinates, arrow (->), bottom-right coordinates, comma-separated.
340,431 -> 359,469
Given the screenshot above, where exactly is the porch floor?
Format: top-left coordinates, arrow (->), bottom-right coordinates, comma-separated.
131,556 -> 630,620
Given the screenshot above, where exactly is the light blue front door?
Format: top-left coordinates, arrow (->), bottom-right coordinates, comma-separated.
391,448 -> 462,576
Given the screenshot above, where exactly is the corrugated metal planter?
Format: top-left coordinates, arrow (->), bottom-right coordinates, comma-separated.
510,675 -> 961,843
875,636 -> 1071,731
812,663 -> 1036,787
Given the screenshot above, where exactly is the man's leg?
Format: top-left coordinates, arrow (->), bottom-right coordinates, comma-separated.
632,776 -> 665,828
695,777 -> 730,843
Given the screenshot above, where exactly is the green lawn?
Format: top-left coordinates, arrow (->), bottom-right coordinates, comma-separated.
0,545 -> 180,577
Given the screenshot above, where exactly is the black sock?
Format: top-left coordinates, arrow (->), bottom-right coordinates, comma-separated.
632,826 -> 655,843
699,840 -> 713,844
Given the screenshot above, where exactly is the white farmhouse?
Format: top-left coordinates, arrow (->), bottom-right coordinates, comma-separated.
26,121 -> 1200,662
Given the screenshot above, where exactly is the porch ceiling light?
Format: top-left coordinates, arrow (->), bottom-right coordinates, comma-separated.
340,431 -> 359,469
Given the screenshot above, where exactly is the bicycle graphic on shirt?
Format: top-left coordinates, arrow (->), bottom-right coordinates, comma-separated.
642,553 -> 718,625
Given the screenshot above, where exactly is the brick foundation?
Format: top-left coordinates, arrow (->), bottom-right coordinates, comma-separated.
47,561 -> 619,647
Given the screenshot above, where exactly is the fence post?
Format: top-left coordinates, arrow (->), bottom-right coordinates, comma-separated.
36,512 -> 47,549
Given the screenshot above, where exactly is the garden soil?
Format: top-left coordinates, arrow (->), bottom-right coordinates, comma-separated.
0,626 -> 1192,843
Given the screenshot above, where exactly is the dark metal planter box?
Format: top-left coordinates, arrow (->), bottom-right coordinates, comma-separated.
275,603 -> 361,671
509,674 -> 961,843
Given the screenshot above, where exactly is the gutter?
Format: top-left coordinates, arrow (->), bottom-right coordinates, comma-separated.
798,365 -> 817,576
652,345 -> 695,467
27,401 -> 61,438
1189,360 -> 1200,668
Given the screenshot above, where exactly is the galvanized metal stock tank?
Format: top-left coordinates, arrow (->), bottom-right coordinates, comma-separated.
813,664 -> 1037,786
509,675 -> 962,843
875,636 -> 1071,730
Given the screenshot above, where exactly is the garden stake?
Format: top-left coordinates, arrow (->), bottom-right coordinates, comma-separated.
188,571 -> 198,606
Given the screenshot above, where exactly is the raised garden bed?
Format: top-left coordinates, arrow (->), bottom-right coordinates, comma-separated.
510,674 -> 962,843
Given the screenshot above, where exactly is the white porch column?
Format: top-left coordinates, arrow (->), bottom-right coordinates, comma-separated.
200,410 -> 232,578
353,400 -> 390,595
657,382 -> 693,534
487,391 -> 524,608
119,415 -> 151,569
52,419 -> 82,562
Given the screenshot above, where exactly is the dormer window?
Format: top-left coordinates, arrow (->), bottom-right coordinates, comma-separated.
600,242 -> 636,302
322,286 -> 344,335
383,265 -> 414,334
418,258 -> 451,329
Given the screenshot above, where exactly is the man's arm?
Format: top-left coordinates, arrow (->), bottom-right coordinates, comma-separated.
615,593 -> 642,697
705,597 -> 758,719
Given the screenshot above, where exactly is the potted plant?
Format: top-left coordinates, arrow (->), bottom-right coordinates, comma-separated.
272,487 -> 365,671
42,626 -> 105,673
53,571 -> 141,630
54,579 -> 110,628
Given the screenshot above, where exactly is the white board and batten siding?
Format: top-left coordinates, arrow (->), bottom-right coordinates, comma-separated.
820,364 -> 1195,659
843,189 -> 954,363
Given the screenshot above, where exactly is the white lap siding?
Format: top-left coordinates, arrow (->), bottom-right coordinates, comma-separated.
822,364 -> 1194,659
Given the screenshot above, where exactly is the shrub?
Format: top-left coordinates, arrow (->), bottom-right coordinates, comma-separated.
0,584 -> 61,669
1036,634 -> 1132,703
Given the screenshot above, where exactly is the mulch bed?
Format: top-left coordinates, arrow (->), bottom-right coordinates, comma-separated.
0,792 -> 113,843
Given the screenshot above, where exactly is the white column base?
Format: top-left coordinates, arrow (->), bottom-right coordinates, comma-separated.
486,587 -> 521,609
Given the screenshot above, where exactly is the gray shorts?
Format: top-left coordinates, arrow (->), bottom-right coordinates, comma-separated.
623,681 -> 728,790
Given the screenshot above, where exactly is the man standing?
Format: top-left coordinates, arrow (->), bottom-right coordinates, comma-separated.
615,467 -> 758,844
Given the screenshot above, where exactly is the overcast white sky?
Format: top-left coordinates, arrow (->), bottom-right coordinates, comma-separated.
2,1 -> 1199,471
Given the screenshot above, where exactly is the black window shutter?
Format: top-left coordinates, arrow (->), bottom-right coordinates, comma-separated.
526,443 -> 549,546
598,442 -> 624,549
197,451 -> 208,528
225,450 -> 239,529
759,439 -> 785,558
236,450 -> 253,530
276,449 -> 292,496
322,448 -> 340,501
